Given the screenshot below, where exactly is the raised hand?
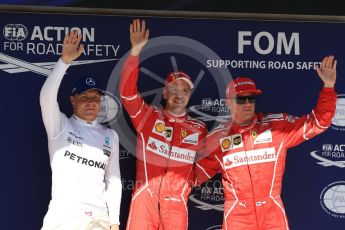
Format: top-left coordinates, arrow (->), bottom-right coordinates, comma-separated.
316,55 -> 337,88
61,30 -> 84,64
130,19 -> 149,56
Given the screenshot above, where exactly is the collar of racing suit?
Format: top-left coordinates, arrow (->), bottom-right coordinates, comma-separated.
72,114 -> 98,127
162,109 -> 187,123
224,113 -> 258,134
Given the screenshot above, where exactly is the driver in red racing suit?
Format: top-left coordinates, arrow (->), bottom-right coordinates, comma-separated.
119,19 -> 207,230
196,56 -> 337,230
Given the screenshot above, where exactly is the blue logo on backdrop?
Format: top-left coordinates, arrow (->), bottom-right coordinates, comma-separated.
98,92 -> 122,125
331,94 -> 345,131
3,24 -> 28,41
0,22 -> 123,126
190,97 -> 230,123
1,23 -> 120,69
189,180 -> 224,212
119,149 -> 131,160
320,181 -> 345,218
310,144 -> 345,168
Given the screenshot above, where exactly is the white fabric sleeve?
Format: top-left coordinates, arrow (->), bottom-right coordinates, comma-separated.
105,130 -> 122,225
40,58 -> 70,139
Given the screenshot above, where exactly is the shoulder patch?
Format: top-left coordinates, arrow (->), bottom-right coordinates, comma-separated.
263,113 -> 284,121
187,116 -> 206,128
285,115 -> 299,123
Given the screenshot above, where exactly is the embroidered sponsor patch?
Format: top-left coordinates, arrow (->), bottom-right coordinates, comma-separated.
103,149 -> 111,157
253,129 -> 273,144
220,134 -> 243,152
223,147 -> 276,169
181,129 -> 188,138
165,126 -> 173,141
152,119 -> 166,137
221,138 -> 231,150
251,130 -> 257,140
263,113 -> 284,121
182,133 -> 199,145
146,137 -> 196,164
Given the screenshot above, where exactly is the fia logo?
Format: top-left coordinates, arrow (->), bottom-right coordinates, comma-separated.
3,24 -> 28,41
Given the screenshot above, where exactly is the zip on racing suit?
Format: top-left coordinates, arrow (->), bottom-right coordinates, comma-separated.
119,55 -> 207,230
196,87 -> 337,230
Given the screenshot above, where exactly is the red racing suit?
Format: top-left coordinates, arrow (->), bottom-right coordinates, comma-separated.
196,87 -> 337,230
119,55 -> 207,230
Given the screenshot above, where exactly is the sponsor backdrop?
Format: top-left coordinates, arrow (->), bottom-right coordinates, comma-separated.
1,10 -> 344,230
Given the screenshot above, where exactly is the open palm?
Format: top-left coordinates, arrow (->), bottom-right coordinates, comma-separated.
130,19 -> 149,56
316,55 -> 337,88
61,30 -> 84,64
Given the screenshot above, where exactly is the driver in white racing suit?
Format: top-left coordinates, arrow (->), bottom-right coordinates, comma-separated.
40,30 -> 122,230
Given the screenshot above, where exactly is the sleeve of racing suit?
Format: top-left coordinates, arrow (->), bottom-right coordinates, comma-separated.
195,131 -> 221,186
191,126 -> 208,186
119,54 -> 149,132
283,87 -> 337,148
40,58 -> 70,139
105,130 -> 122,225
